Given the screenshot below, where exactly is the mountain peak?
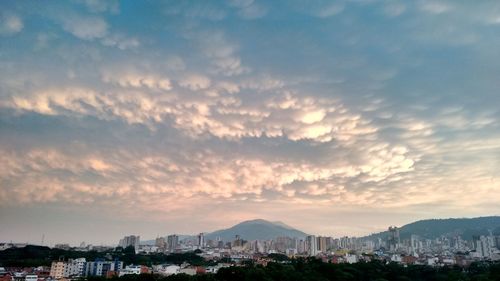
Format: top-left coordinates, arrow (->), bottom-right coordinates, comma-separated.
237,219 -> 275,225
205,219 -> 308,241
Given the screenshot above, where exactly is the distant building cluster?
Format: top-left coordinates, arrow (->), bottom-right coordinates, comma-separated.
118,235 -> 140,253
1,226 -> 500,281
128,226 -> 500,266
125,227 -> 500,261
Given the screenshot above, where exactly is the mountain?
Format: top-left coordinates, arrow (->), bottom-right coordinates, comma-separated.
362,216 -> 500,241
205,219 -> 308,242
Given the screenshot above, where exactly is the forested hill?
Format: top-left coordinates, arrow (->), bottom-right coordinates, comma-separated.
363,216 -> 500,241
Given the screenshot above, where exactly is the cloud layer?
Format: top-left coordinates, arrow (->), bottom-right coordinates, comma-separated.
1,0 -> 500,244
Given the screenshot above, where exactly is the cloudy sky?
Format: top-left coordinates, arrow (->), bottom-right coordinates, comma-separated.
1,0 -> 500,246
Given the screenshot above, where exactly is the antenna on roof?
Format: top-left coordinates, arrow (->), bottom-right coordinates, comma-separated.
41,234 -> 45,246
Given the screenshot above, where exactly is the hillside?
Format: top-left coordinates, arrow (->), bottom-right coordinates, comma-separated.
362,216 -> 500,241
205,219 -> 308,242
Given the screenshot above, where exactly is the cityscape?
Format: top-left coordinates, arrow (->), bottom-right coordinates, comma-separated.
2,0 -> 500,280
1,217 -> 500,279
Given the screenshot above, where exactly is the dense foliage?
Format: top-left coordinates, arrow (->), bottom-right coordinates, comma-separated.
3,246 -> 500,280
0,246 -> 205,267
86,259 -> 500,281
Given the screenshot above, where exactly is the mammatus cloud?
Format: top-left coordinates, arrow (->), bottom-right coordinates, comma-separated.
1,0 -> 500,242
0,141 -> 416,206
5,79 -> 379,143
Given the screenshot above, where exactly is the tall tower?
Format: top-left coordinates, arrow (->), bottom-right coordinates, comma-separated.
387,226 -> 400,252
197,233 -> 205,248
167,234 -> 179,252
306,235 -> 317,256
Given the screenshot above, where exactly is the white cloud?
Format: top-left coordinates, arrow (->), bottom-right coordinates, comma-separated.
60,14 -> 108,40
383,2 -> 406,17
179,74 -> 212,91
193,30 -> 250,76
54,12 -> 139,49
0,12 -> 23,35
316,3 -> 344,18
81,0 -> 120,13
102,72 -> 172,91
101,34 -> 139,50
234,1 -> 268,19
419,0 -> 452,14
3,0 -> 500,240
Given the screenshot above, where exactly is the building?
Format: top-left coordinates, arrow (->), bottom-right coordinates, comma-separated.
50,261 -> 65,279
388,226 -> 400,252
167,234 -> 179,252
49,258 -> 86,278
233,235 -> 244,248
474,235 -> 496,258
197,233 -> 205,248
317,236 -> 328,253
306,235 -> 317,256
24,275 -> 37,281
71,258 -> 86,277
119,235 -> 140,253
160,265 -> 180,276
85,259 -> 123,277
119,265 -> 142,276
155,237 -> 166,250
54,244 -> 71,250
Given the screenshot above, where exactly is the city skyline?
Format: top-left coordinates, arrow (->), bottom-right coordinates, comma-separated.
1,1 -> 500,245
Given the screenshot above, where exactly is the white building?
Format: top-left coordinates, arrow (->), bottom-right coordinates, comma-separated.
49,258 -> 86,279
475,235 -> 496,259
390,254 -> 402,263
345,254 -> 358,264
71,258 -> 86,277
119,265 -> 142,276
179,268 -> 196,276
161,264 -> 181,275
25,275 -> 38,281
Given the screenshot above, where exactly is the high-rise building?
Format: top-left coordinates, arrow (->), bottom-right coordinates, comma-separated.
297,239 -> 306,254
339,236 -> 350,249
155,237 -> 166,250
317,236 -> 328,253
233,235 -> 244,248
119,235 -> 140,253
474,235 -> 496,258
306,235 -> 317,256
167,234 -> 179,252
410,235 -> 420,253
217,240 -> 224,249
452,235 -> 465,251
495,236 -> 500,249
85,259 -> 123,277
387,226 -> 400,252
275,236 -> 294,253
197,233 -> 205,248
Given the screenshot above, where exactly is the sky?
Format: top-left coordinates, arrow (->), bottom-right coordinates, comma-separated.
1,0 -> 500,246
